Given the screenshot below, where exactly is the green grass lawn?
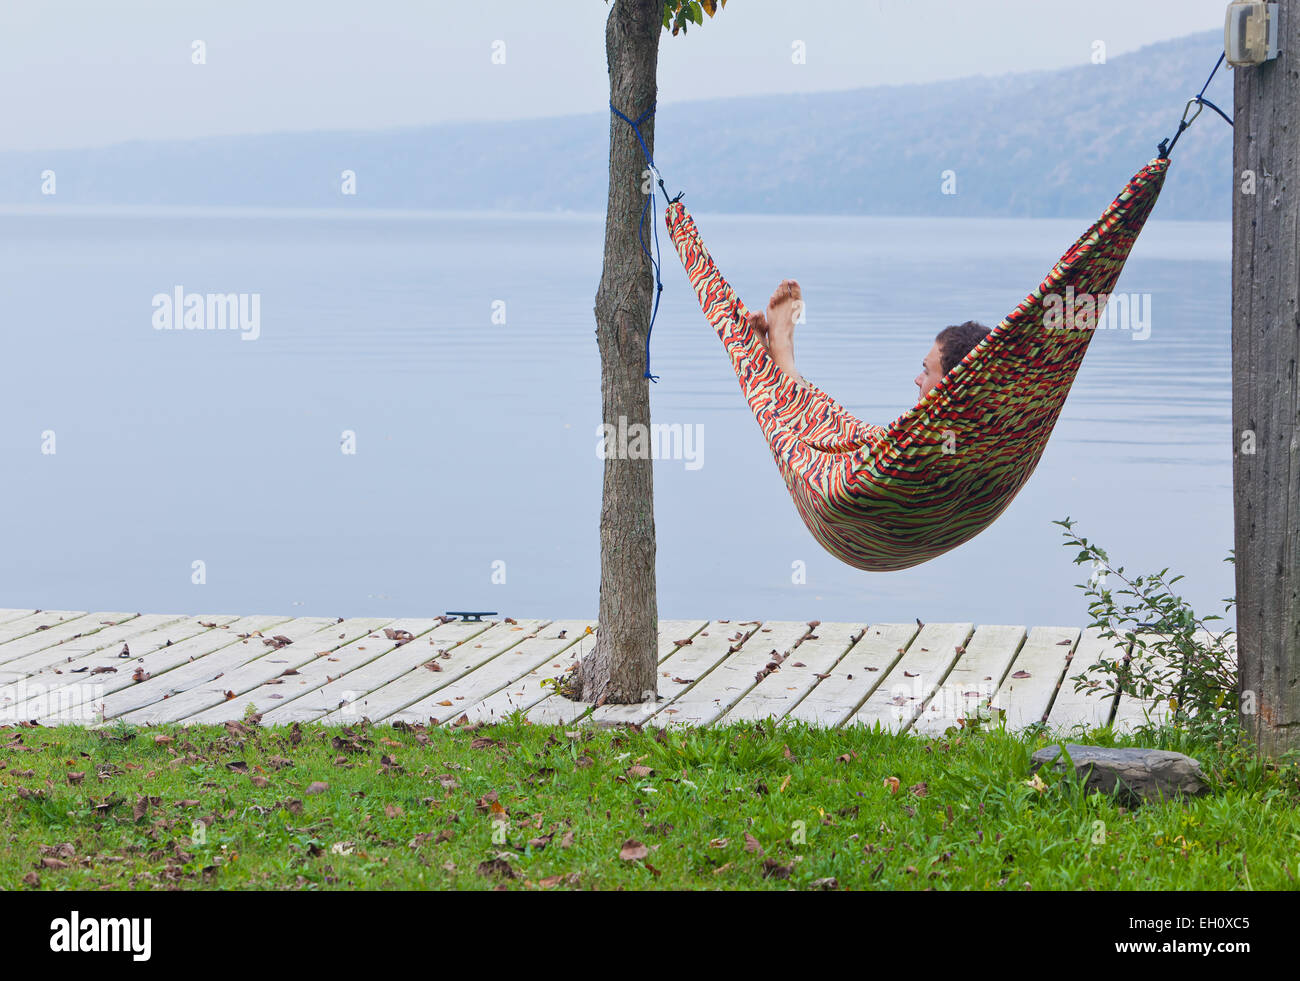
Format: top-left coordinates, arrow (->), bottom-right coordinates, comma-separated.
3,715 -> 1297,890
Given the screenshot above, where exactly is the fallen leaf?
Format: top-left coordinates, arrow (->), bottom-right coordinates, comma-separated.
762,858 -> 794,880
477,858 -> 515,879
619,839 -> 649,861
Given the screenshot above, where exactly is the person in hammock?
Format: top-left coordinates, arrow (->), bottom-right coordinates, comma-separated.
746,279 -> 991,402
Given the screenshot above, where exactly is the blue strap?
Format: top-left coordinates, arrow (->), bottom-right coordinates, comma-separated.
609,101 -> 683,382
1159,51 -> 1232,158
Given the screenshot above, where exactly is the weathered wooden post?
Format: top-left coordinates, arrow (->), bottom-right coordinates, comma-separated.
1231,1 -> 1300,754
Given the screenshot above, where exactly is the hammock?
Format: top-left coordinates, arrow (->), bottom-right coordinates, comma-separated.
664,157 -> 1169,571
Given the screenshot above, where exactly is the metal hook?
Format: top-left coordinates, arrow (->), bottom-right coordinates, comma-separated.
1181,97 -> 1205,128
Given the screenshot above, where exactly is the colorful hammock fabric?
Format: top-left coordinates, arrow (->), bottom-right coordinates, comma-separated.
665,158 -> 1169,572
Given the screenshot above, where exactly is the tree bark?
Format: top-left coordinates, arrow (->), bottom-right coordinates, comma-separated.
1233,0 -> 1300,755
575,0 -> 663,704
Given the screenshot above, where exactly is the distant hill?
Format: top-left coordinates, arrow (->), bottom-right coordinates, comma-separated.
0,30 -> 1232,219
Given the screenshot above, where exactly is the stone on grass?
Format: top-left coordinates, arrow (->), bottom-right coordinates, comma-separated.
1029,744 -> 1209,804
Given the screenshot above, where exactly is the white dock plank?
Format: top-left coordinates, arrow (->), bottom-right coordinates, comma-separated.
186,618 -> 446,724
0,611 -> 90,647
260,619 -> 493,724
389,619 -> 594,725
0,613 -> 190,679
103,617 -> 347,723
456,627 -> 595,725
1044,627 -> 1130,732
0,611 -> 1166,735
784,623 -> 917,727
316,620 -> 549,724
480,620 -> 705,727
30,615 -> 286,724
719,622 -> 868,723
2,615 -> 238,722
13,615 -> 238,684
851,622 -> 974,731
570,620 -> 715,727
532,619 -> 727,727
644,620 -> 811,727
911,624 -> 1026,736
990,626 -> 1080,730
123,618 -> 394,724
0,613 -> 136,668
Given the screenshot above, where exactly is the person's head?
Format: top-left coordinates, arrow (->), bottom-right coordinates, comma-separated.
915,321 -> 992,399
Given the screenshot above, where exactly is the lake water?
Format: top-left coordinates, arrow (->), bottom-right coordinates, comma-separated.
0,206 -> 1233,628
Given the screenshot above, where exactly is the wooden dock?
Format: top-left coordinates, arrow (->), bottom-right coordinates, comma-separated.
0,609 -> 1179,732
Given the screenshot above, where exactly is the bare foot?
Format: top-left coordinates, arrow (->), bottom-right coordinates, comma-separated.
766,279 -> 802,342
746,311 -> 770,351
766,279 -> 806,384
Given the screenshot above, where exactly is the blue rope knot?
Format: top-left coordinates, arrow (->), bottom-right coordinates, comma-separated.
609,100 -> 681,383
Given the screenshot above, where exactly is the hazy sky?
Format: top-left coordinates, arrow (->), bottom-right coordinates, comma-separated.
1,0 -> 1227,152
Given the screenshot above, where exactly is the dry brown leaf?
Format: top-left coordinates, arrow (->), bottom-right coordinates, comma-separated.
618,839 -> 649,861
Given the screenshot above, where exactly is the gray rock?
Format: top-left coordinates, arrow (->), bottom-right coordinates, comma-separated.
1029,744 -> 1209,803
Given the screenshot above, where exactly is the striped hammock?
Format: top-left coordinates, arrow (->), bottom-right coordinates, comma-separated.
665,158 -> 1169,572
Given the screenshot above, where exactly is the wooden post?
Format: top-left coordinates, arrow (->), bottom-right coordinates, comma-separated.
1232,0 -> 1300,754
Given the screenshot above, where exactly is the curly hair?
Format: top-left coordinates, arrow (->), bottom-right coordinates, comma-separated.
935,321 -> 992,375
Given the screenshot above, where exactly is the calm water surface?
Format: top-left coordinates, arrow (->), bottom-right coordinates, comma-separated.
0,207 -> 1232,627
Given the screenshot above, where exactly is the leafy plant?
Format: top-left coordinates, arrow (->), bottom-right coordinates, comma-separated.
1056,518 -> 1237,737
104,717 -> 138,742
663,0 -> 726,35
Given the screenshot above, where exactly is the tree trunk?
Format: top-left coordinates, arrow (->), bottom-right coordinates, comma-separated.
1232,0 -> 1300,755
574,0 -> 663,704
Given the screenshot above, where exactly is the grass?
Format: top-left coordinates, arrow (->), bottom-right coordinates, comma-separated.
2,715 -> 1298,890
